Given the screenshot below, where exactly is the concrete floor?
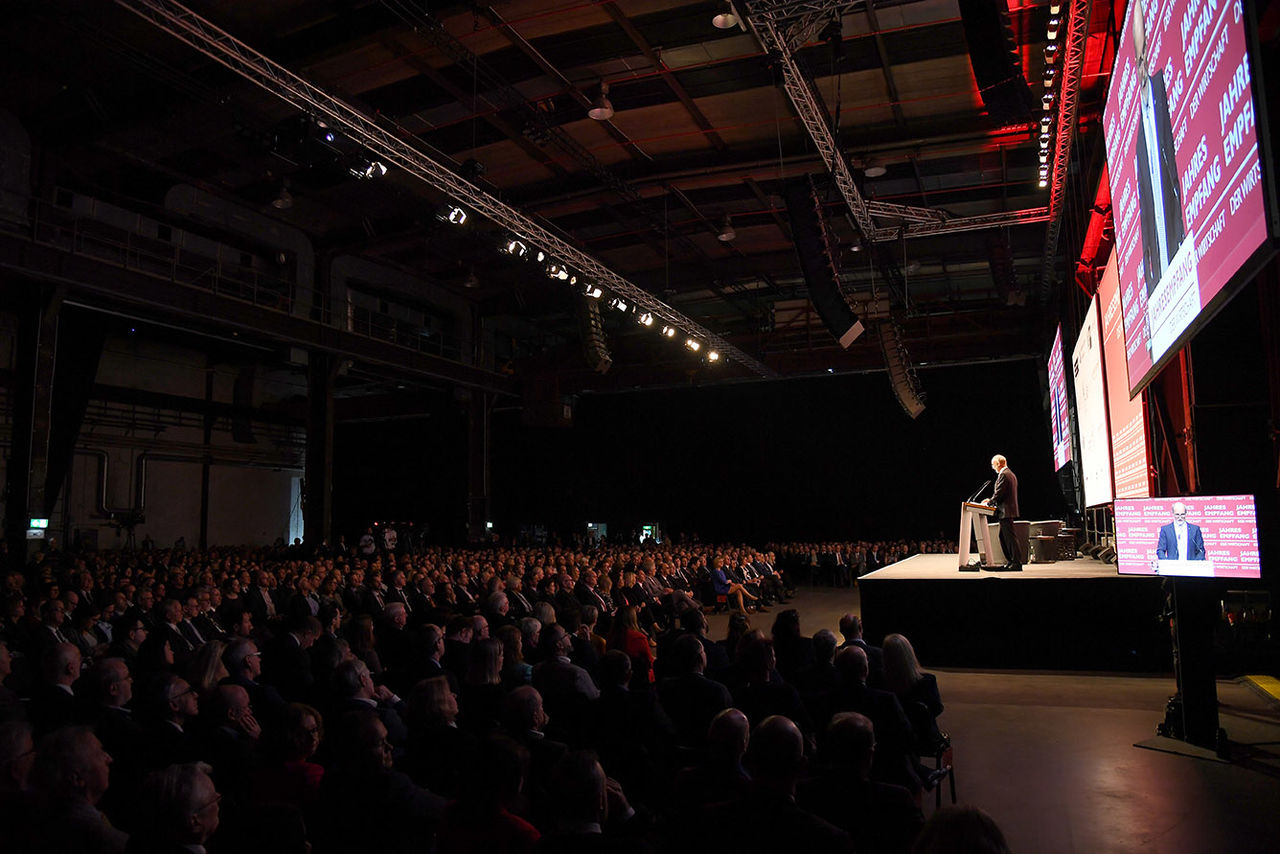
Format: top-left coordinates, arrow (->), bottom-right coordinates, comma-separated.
705,585 -> 1280,854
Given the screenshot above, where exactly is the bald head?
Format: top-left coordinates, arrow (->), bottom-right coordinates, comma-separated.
747,716 -> 804,784
836,645 -> 870,682
708,707 -> 750,760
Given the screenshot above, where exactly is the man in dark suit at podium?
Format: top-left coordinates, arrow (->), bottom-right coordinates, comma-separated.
985,454 -> 1022,571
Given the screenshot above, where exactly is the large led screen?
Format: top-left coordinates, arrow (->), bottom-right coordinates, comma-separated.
1103,0 -> 1270,395
1072,298 -> 1112,506
1099,250 -> 1151,498
1048,324 -> 1072,471
1115,494 -> 1260,578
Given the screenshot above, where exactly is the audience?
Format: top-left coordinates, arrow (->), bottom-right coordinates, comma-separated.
0,535 -> 976,854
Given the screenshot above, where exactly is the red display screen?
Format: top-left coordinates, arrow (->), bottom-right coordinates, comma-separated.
1115,494 -> 1260,578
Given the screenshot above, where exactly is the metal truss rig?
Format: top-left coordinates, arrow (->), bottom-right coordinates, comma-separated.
1039,0 -> 1094,298
111,0 -> 777,378
745,1 -> 1049,246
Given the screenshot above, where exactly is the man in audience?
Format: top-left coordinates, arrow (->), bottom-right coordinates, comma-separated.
537,749 -> 650,853
158,599 -> 196,667
29,642 -> 81,736
672,707 -> 751,810
839,613 -> 885,688
28,726 -> 129,854
798,712 -> 924,854
143,675 -> 201,769
221,638 -> 286,723
261,615 -> 320,702
0,720 -> 36,849
129,762 -> 221,854
331,658 -> 409,749
199,684 -> 260,804
657,633 -> 732,749
831,646 -> 919,793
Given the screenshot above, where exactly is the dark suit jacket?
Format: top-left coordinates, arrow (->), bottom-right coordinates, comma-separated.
797,773 -> 924,854
701,789 -> 853,854
1136,66 -> 1185,295
657,673 -> 732,748
842,638 -> 886,689
829,681 -> 919,790
261,633 -> 314,702
992,466 -> 1019,519
1157,522 -> 1206,561
27,685 -> 80,736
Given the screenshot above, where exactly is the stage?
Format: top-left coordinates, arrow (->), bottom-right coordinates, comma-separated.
859,553 -> 1173,671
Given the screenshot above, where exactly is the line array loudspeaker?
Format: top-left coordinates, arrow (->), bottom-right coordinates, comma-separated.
783,178 -> 864,349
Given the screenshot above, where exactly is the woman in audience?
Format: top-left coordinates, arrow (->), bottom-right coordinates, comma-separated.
720,611 -> 751,663
253,702 -> 326,808
883,633 -> 945,755
606,606 -> 654,686
346,613 -> 383,676
460,638 -> 505,734
405,676 -> 476,799
497,624 -> 532,689
186,639 -> 229,700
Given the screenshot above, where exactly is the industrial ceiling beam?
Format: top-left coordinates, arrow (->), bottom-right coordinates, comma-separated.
111,0 -> 776,378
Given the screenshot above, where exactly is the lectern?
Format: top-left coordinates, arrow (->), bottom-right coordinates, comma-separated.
958,501 -> 997,569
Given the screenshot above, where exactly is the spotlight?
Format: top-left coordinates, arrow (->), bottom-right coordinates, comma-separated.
557,269 -> 569,281
588,82 -> 614,121
350,160 -> 388,179
661,325 -> 677,338
1040,114 -> 1053,128
1044,68 -> 1057,88
863,158 -> 887,178
584,283 -> 602,299
1045,43 -> 1058,63
1038,177 -> 1049,188
717,214 -> 736,243
569,276 -> 577,285
1039,149 -> 1050,164
536,251 -> 547,262
609,297 -> 629,312
504,239 -> 528,257
1049,2 -> 1062,15
547,264 -> 569,280
1040,132 -> 1052,146
1042,92 -> 1055,109
446,205 -> 467,225
1047,17 -> 1061,40
707,350 -> 721,362
323,131 -> 336,143
637,312 -> 654,327
685,338 -> 701,352
712,1 -> 739,28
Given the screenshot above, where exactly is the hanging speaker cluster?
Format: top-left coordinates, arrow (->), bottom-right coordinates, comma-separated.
879,318 -> 927,419
957,0 -> 1035,124
576,295 -> 612,374
783,178 -> 864,349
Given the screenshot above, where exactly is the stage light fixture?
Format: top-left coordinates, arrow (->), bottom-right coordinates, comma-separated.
637,312 -> 654,327
1049,2 -> 1062,14
609,297 -> 629,312
557,269 -> 569,281
446,205 -> 468,225
707,350 -> 721,362
1044,68 -> 1057,88
350,160 -> 388,179
1039,149 -> 1050,164
863,158 -> 887,178
661,325 -> 677,338
1047,17 -> 1061,40
536,250 -> 547,262
1045,43 -> 1058,63
685,338 -> 701,352
584,283 -> 602,299
1042,92 -> 1055,109
712,1 -> 739,28
588,82 -> 614,121
1040,114 -> 1053,128
1039,132 -> 1052,146
505,239 -> 528,257
271,185 -> 293,210
569,275 -> 577,285
1038,177 -> 1049,189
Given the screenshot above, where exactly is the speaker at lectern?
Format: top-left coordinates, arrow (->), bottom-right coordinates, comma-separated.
958,500 -> 998,570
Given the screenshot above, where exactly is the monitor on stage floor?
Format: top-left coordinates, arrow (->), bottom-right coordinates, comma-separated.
1115,494 -> 1260,578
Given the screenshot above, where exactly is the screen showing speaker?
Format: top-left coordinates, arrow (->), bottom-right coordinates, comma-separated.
1115,494 -> 1260,578
1048,324 -> 1072,471
1103,0 -> 1272,396
1098,251 -> 1152,498
1072,298 -> 1112,506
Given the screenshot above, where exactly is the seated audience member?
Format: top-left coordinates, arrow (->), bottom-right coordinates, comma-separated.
500,685 -> 566,812
769,609 -> 814,685
313,709 -> 444,854
593,650 -> 673,800
141,675 -> 201,770
460,637 -> 506,734
186,639 -> 229,701
912,805 -> 1012,854
581,605 -> 608,661
518,617 -> 544,667
417,623 -> 458,692
497,624 -> 532,689
607,606 -> 655,687
405,675 -> 476,799
797,712 -> 924,854
795,629 -> 843,723
127,762 -> 221,854
883,633 -> 946,757
559,608 -> 600,675
702,716 -> 852,854
28,726 -> 128,854
438,735 -> 539,854
157,599 -> 196,668
839,613 -> 885,688
443,615 -> 475,681
345,612 -> 383,676
657,634 -> 732,750
831,646 -> 920,794
106,616 -> 148,672
198,684 -> 261,805
537,749 -> 651,854
719,611 -> 752,667
0,641 -> 19,722
378,602 -> 415,686
261,616 -> 320,703
252,702 -> 325,808
709,555 -> 758,613
0,720 -> 36,850
532,623 -> 599,742
29,642 -> 82,737
672,707 -> 752,811
81,658 -> 145,815
329,659 -> 409,750
222,638 -> 286,725
728,631 -> 812,737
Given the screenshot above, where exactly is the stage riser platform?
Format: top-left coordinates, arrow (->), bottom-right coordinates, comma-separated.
859,554 -> 1172,671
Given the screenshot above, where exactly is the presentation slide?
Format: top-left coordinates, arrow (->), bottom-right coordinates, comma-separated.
1115,494 -> 1260,578
1048,324 -> 1072,471
1103,0 -> 1269,395
1099,251 -> 1151,498
1072,298 -> 1113,506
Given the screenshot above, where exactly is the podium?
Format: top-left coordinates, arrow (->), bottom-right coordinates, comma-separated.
1154,559 -> 1216,578
958,501 -> 997,569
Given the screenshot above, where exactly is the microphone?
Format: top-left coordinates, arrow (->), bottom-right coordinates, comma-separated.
967,479 -> 992,503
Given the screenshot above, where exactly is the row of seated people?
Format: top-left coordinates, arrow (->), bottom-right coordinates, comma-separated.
772,539 -> 956,587
0,542 -> 999,854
